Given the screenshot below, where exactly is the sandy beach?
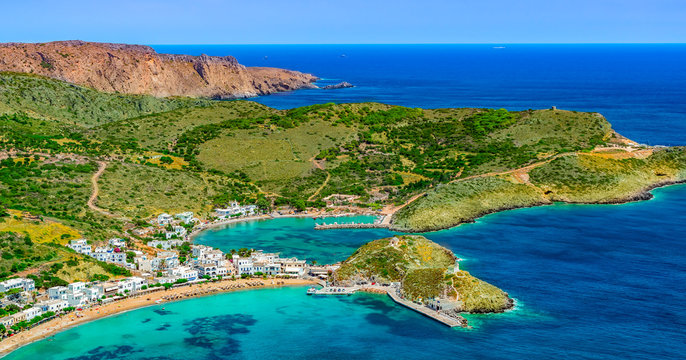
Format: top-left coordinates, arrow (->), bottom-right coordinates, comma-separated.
0,278 -> 315,356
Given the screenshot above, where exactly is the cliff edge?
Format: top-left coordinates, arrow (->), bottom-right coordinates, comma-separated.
0,40 -> 317,98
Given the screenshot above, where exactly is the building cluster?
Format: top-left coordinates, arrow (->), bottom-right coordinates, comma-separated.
68,238 -> 143,269
231,250 -> 308,277
156,212 -> 195,239
214,202 -> 258,218
0,276 -> 146,329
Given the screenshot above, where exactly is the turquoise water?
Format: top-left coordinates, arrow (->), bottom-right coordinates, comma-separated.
194,215 -> 392,264
7,185 -> 686,359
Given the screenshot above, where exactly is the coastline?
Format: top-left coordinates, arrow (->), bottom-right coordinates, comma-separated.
390,181 -> 686,233
188,211 -> 373,240
0,278 -> 316,357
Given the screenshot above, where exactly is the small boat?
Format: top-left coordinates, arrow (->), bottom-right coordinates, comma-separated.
306,287 -> 317,295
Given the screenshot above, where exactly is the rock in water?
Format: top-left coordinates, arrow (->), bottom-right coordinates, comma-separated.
0,40 -> 318,99
322,81 -> 354,90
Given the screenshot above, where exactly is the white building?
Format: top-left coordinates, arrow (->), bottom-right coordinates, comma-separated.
83,287 -> 103,302
157,213 -> 174,225
233,255 -> 254,275
118,277 -> 146,293
175,212 -> 194,224
66,291 -> 86,307
215,202 -> 258,218
68,282 -> 86,293
165,226 -> 187,240
48,286 -> 68,300
108,238 -> 126,248
138,252 -> 179,272
67,239 -> 92,256
148,239 -> 184,250
38,299 -> 69,313
0,278 -> 35,293
93,248 -> 127,264
170,266 -> 198,281
20,306 -> 43,321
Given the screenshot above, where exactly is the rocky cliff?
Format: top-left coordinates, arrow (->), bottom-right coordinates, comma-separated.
0,41 -> 318,99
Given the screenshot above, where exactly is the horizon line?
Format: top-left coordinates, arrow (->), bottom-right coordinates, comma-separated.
2,40 -> 686,46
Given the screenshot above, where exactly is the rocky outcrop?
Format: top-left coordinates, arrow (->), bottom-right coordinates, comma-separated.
322,81 -> 354,90
0,41 -> 318,99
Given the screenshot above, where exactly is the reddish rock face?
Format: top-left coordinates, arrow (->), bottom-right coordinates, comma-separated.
0,40 -> 318,98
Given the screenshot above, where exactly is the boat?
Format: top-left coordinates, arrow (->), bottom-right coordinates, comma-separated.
306,287 -> 317,295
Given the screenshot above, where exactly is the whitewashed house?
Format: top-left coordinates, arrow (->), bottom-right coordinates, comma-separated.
157,213 -> 174,225
48,286 -> 68,300
175,212 -> 194,224
67,239 -> 92,256
0,278 -> 35,293
38,299 -> 69,313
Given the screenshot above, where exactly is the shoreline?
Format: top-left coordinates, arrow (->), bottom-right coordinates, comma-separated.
188,211 -> 375,241
0,278 -> 316,357
390,180 -> 686,233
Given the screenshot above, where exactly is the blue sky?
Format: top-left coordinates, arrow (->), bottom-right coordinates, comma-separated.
1,0 -> 684,44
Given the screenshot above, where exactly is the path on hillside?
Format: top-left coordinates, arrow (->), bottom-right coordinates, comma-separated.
308,172 -> 331,201
87,161 -> 119,218
307,156 -> 330,201
381,152 -> 577,220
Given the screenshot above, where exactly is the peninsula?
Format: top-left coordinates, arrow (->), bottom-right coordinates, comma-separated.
334,235 -> 513,314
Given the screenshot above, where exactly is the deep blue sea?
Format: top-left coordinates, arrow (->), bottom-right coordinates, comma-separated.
5,45 -> 686,360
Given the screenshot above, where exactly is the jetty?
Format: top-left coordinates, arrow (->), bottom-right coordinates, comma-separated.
307,286 -> 358,295
314,223 -> 389,230
305,284 -> 467,328
386,288 -> 467,328
314,216 -> 389,230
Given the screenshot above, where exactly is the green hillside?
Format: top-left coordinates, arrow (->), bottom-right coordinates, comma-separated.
333,235 -> 513,313
0,72 -> 210,127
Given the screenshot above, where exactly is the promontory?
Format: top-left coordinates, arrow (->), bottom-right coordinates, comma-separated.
0,40 -> 318,98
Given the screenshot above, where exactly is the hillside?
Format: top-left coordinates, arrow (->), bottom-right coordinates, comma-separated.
333,235 -> 513,313
0,72 -> 684,268
392,147 -> 686,232
0,41 -> 317,99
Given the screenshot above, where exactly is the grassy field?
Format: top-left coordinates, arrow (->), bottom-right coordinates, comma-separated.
392,177 -> 546,232
0,72 -> 210,127
530,147 -> 686,203
0,210 -> 80,245
197,119 -> 357,190
97,161 -> 255,219
89,101 -> 278,151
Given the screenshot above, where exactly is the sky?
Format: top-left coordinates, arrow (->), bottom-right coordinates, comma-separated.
1,0 -> 685,44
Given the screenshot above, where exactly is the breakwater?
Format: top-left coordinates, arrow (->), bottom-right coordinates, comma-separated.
314,223 -> 389,230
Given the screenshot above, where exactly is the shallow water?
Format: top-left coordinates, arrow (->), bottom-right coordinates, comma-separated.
7,185 -> 686,360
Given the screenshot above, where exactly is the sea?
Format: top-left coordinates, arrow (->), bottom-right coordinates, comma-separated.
5,45 -> 686,360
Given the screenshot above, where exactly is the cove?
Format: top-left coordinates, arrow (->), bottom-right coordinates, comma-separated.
6,184 -> 686,360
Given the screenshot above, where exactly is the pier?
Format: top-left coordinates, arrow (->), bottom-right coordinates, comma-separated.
314,223 -> 389,230
306,284 -> 467,328
386,288 -> 467,328
307,286 -> 359,295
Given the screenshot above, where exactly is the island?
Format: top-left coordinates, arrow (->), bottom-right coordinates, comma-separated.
333,235 -> 513,320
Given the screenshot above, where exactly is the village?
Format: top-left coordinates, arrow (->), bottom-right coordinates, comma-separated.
0,202 -> 342,338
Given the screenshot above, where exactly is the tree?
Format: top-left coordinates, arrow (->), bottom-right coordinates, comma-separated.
126,251 -> 136,264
